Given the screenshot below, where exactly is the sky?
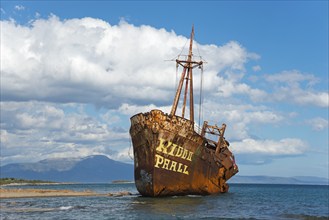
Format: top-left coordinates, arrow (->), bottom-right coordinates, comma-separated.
0,1 -> 328,178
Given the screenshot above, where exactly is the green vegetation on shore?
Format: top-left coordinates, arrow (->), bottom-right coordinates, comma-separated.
0,178 -> 56,185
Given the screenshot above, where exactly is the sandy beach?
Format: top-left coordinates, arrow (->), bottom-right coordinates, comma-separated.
0,187 -> 134,199
0,188 -> 104,199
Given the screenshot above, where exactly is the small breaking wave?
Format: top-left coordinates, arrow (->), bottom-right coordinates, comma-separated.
58,206 -> 73,211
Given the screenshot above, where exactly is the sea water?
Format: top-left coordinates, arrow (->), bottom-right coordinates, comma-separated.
1,183 -> 328,219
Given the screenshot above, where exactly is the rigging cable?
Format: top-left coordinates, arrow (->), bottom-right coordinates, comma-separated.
179,37 -> 189,57
198,64 -> 204,129
194,39 -> 207,130
172,37 -> 188,96
175,57 -> 179,90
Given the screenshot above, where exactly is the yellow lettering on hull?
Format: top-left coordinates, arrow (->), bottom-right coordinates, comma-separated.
169,161 -> 177,172
154,154 -> 164,168
154,138 -> 194,176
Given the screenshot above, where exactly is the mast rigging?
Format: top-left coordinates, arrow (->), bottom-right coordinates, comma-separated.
170,26 -> 203,124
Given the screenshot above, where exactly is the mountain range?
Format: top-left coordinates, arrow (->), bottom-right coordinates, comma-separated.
0,155 -> 134,183
228,175 -> 328,185
1,155 -> 328,185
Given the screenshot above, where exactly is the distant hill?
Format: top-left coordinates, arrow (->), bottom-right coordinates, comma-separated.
228,175 -> 329,185
0,155 -> 134,183
1,155 -> 328,185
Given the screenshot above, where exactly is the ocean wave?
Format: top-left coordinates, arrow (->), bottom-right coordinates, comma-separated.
58,206 -> 73,211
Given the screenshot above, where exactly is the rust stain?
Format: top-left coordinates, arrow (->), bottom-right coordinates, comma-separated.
130,110 -> 238,196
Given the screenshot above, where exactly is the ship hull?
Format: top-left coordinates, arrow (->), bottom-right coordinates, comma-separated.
130,109 -> 238,197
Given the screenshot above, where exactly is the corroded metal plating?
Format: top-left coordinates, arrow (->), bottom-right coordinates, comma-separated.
130,110 -> 238,197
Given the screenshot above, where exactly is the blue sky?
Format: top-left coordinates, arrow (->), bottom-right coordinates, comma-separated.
1,1 -> 328,178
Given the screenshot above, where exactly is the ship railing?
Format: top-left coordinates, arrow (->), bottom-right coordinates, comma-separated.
198,121 -> 228,155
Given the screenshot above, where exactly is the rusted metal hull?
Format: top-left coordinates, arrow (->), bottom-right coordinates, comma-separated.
130,109 -> 238,197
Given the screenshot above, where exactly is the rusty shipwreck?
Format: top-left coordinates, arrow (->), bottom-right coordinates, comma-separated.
129,27 -> 238,197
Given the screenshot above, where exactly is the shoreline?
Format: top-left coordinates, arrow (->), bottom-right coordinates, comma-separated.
1,182 -> 75,187
0,188 -> 103,199
0,188 -> 133,199
0,182 -> 76,188
1,181 -> 135,187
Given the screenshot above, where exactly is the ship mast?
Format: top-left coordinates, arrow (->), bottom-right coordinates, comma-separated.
170,26 -> 203,124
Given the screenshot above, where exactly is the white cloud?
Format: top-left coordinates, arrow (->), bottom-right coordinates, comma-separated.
252,65 -> 261,72
201,41 -> 249,75
14,5 -> 25,11
232,138 -> 307,155
215,80 -> 268,102
117,103 -> 173,116
294,91 -> 328,107
305,117 -> 328,131
0,101 -> 129,165
200,101 -> 283,140
1,16 -> 257,108
1,16 -> 259,165
264,70 -> 319,85
112,147 -> 134,163
263,70 -> 328,107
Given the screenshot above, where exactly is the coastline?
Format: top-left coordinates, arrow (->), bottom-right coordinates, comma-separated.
0,188 -> 134,199
0,188 -> 104,199
1,182 -> 75,187
0,180 -> 135,199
